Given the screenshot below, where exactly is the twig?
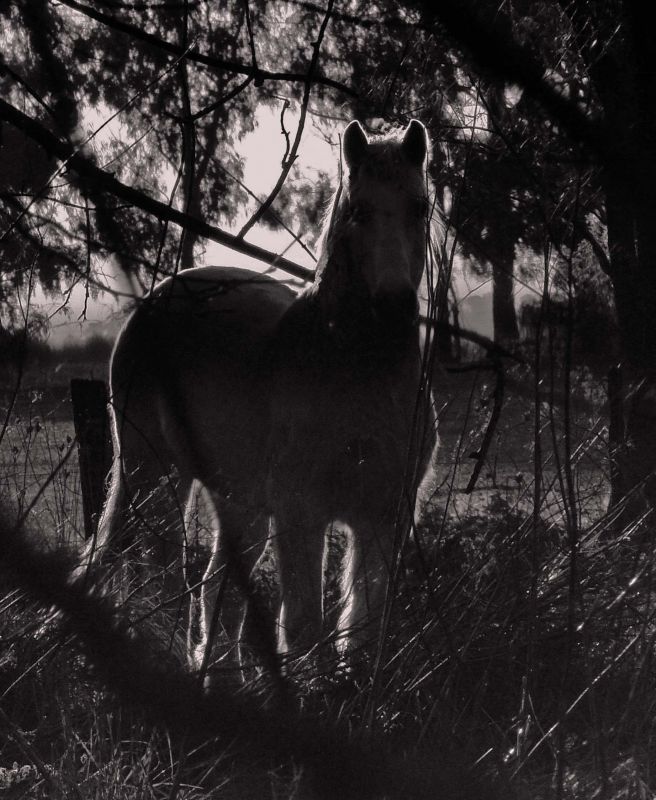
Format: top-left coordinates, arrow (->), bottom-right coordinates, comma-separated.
242,0 -> 259,75
238,0 -> 335,238
79,196 -> 92,320
464,355 -> 504,493
0,56 -> 58,121
279,99 -> 292,164
188,76 -> 253,122
422,316 -> 523,362
219,163 -> 317,262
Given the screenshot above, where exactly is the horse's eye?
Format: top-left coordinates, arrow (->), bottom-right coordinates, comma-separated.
350,205 -> 372,223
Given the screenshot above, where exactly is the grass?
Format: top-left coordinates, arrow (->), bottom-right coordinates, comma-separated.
1,361 -> 654,799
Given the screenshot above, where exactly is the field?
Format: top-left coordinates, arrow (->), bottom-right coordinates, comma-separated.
1,357 -> 654,799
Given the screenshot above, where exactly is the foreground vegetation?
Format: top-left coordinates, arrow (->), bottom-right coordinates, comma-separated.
1,363 -> 654,799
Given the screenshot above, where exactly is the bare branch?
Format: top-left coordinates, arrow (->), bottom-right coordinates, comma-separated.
238,0 -> 335,238
424,317 -> 523,363
219,163 -> 317,263
188,75 -> 253,122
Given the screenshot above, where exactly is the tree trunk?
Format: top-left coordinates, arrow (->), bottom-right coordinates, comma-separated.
486,83 -> 519,349
604,163 -> 656,514
592,6 -> 656,515
492,236 -> 519,348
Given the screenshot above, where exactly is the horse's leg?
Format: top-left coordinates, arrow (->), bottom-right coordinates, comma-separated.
182,480 -> 212,666
337,519 -> 398,659
196,500 -> 271,684
273,503 -> 327,662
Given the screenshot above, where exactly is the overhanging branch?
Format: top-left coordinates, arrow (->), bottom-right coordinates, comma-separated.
0,98 -> 315,282
57,0 -> 357,98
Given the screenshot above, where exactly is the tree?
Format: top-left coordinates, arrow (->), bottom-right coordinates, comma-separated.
399,0 -> 656,513
0,0 -> 345,320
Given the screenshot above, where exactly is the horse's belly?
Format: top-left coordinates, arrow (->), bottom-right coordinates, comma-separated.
176,366 -> 273,496
113,267 -> 295,501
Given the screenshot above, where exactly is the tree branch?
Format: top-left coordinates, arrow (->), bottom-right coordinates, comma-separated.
414,0 -> 612,163
0,97 -> 314,282
424,317 -> 523,363
56,0 -> 357,98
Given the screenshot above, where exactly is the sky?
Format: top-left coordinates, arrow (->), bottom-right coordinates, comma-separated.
42,103 -> 501,345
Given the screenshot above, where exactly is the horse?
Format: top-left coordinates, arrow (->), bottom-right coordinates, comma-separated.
80,119 -> 439,681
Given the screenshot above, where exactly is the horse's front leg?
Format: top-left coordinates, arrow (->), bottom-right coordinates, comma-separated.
272,503 -> 327,666
337,517 -> 400,661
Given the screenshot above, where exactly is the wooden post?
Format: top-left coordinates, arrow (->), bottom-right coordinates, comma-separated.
70,379 -> 112,539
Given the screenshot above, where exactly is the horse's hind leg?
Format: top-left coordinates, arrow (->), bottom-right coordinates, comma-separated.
196,500 -> 272,684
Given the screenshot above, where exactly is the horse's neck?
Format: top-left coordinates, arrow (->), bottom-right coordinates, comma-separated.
312,247 -> 370,327
295,258 -> 419,366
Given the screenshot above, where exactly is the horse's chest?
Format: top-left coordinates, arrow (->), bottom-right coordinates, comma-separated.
274,361 -> 411,438
268,355 -> 424,511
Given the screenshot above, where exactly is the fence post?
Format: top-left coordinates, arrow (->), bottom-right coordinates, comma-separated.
70,379 -> 112,539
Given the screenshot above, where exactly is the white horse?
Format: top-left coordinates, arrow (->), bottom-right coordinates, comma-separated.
81,119 -> 439,680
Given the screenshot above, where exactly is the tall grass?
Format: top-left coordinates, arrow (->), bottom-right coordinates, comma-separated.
1,359 -> 654,799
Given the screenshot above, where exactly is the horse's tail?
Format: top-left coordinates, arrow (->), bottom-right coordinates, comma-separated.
73,400 -> 127,584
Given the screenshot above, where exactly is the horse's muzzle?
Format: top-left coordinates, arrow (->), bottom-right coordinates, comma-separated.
373,287 -> 419,332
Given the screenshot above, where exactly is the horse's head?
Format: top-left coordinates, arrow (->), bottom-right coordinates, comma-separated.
339,119 -> 429,332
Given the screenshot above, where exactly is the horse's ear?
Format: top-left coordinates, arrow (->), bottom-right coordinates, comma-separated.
343,120 -> 368,170
402,119 -> 427,166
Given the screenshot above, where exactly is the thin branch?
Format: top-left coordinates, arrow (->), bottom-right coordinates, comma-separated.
0,56 -> 58,122
464,355 -> 504,494
423,316 -> 523,363
279,98 -> 292,164
1,194 -> 154,284
238,0 -> 335,238
242,0 -> 259,75
56,0 -> 357,98
188,75 -> 253,122
219,163 -> 317,263
80,195 -> 92,320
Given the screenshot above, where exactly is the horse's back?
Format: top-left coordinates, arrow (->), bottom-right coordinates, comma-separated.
110,266 -> 297,493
